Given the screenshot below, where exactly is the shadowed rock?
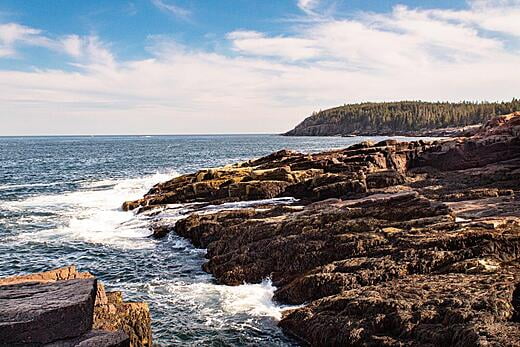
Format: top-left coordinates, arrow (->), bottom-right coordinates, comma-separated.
0,267 -> 151,347
0,279 -> 97,346
45,330 -> 129,347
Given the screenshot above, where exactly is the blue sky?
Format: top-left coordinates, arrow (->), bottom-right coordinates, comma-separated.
0,0 -> 518,135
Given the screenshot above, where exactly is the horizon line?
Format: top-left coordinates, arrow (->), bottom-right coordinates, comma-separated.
0,132 -> 284,138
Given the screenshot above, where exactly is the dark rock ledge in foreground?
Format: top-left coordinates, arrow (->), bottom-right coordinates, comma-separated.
125,112 -> 520,346
0,266 -> 152,347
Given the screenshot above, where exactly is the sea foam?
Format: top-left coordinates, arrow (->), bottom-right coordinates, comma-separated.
3,171 -> 178,249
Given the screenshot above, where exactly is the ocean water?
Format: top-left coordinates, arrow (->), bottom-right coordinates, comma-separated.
0,134 -> 423,346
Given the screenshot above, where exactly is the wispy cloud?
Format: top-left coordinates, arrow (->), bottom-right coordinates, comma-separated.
60,35 -> 115,69
297,0 -> 320,14
124,2 -> 138,16
227,31 -> 319,61
0,23 -> 53,57
151,0 -> 190,19
0,1 -> 519,134
0,22 -> 115,68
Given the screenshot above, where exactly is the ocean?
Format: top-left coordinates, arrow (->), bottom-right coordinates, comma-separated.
0,134 -> 424,346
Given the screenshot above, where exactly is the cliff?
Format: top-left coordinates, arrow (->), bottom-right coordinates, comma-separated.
124,112 -> 520,346
283,100 -> 520,136
0,266 -> 152,347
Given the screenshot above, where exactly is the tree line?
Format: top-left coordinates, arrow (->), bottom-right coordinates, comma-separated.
286,99 -> 520,135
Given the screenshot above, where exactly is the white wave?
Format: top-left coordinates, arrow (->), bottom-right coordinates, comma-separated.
217,279 -> 286,319
135,277 -> 294,324
5,171 -> 179,249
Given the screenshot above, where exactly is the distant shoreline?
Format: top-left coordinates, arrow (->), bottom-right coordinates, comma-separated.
282,124 -> 481,138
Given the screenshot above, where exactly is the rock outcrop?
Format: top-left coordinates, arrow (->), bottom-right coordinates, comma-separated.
127,113 -> 520,346
0,266 -> 151,347
123,141 -> 430,212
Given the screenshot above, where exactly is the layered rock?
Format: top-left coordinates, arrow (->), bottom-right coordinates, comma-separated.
0,279 -> 98,346
127,113 -> 520,346
0,266 -> 151,347
123,141 -> 430,211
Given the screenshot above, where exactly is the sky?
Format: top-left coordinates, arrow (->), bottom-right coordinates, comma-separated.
0,0 -> 519,135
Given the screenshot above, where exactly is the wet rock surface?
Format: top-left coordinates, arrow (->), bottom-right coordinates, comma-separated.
0,266 -> 151,347
128,113 -> 520,346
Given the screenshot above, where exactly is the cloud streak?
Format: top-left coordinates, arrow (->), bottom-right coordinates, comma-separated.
297,0 -> 321,14
0,23 -> 53,57
151,0 -> 190,19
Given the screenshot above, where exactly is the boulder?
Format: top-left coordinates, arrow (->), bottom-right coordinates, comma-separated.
0,267 -> 151,347
0,279 -> 97,345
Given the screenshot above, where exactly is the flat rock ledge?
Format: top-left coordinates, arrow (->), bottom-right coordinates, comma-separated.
0,266 -> 152,347
125,112 -> 520,346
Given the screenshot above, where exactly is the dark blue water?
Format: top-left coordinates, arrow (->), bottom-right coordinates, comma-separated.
0,134 -> 423,346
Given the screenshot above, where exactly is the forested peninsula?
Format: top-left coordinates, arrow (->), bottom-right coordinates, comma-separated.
284,100 -> 520,136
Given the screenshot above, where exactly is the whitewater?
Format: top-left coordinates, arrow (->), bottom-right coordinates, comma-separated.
0,134 -> 424,345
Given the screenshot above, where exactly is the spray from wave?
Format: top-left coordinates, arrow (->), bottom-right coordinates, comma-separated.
2,171 -> 178,248
1,169 -> 299,344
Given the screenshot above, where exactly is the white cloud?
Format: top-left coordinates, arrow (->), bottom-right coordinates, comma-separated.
151,0 -> 190,19
227,30 -> 320,60
298,0 -> 320,14
0,23 -> 53,57
0,23 -> 41,45
431,0 -> 520,38
56,34 -> 117,71
0,1 -> 519,135
227,4 -> 515,69
0,23 -> 114,67
61,35 -> 82,57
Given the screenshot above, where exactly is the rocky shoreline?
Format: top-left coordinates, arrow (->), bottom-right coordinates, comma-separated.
285,123 -> 482,138
0,266 -> 152,347
336,123 -> 481,138
122,112 -> 520,346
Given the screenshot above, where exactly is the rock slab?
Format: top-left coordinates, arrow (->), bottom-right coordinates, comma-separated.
0,279 -> 97,346
0,266 -> 150,347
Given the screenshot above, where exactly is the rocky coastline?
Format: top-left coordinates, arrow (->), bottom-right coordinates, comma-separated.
0,266 -> 152,347
123,112 -> 520,346
285,123 -> 482,138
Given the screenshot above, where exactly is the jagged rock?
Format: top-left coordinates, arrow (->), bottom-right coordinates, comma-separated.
411,112 -> 520,171
149,224 -> 173,239
123,140 -> 430,211
127,113 -> 520,346
280,265 -> 520,346
173,192 -> 520,345
93,292 -> 152,347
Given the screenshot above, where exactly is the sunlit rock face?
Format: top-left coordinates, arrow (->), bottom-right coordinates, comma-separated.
134,113 -> 520,346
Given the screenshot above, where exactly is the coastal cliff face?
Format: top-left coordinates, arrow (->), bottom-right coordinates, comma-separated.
0,266 -> 152,347
124,112 -> 520,346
